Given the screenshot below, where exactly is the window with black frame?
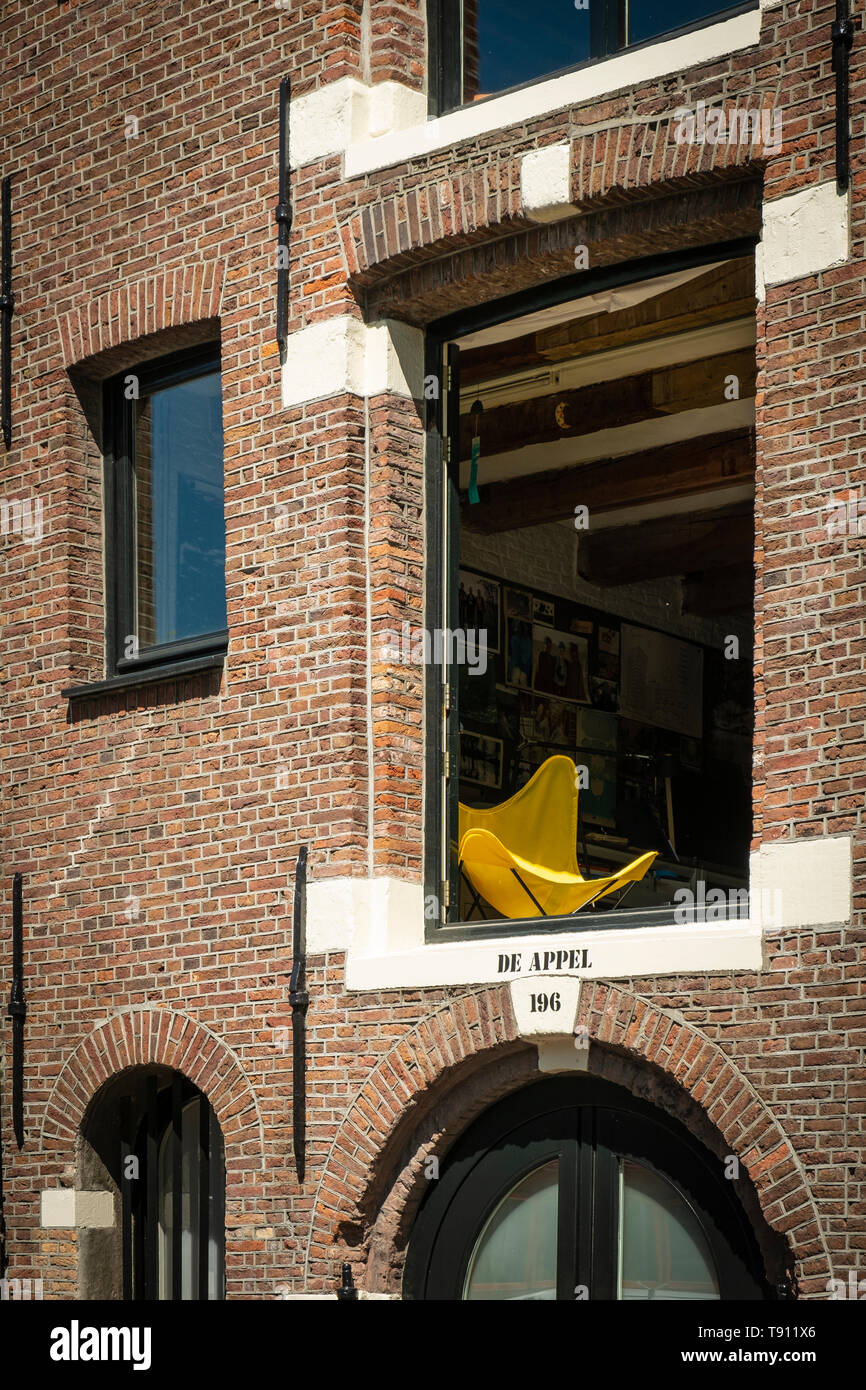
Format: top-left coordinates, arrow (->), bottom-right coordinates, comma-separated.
104,345 -> 227,676
429,0 -> 754,112
81,1066 -> 225,1301
404,1078 -> 775,1300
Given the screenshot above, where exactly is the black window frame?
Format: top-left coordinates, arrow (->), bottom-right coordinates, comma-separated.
103,343 -> 228,679
426,0 -> 758,116
403,1076 -> 779,1300
121,1070 -> 226,1302
423,236 -> 759,938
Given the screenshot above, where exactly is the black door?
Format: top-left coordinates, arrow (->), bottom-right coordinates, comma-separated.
404,1077 -> 771,1300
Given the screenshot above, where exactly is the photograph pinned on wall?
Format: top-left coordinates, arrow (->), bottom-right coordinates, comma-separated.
532,596 -> 555,626
458,571 -> 500,654
505,615 -> 533,687
459,730 -> 504,789
505,586 -> 532,620
532,625 -> 590,703
576,706 -> 618,753
591,676 -> 618,711
580,753 -> 617,828
597,624 -> 620,682
521,691 -> 577,749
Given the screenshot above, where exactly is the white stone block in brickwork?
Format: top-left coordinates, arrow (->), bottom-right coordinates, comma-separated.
749,835 -> 852,929
41,1189 -> 76,1228
41,1190 -> 115,1229
520,144 -> 576,222
757,182 -> 849,300
281,317 -> 423,407
290,78 -> 426,166
510,975 -> 588,1073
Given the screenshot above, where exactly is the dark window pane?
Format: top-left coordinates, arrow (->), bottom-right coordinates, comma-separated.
134,369 -> 226,647
468,0 -> 592,101
628,0 -> 731,46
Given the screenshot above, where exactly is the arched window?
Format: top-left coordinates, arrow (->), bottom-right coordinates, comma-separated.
404,1077 -> 772,1300
82,1066 -> 225,1301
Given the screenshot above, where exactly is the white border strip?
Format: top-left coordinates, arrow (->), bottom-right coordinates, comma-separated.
347,918 -> 762,990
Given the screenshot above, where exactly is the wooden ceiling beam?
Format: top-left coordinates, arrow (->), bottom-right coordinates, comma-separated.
459,348 -> 755,460
683,565 -> 755,615
458,257 -> 755,385
461,428 -> 754,534
576,507 -> 753,586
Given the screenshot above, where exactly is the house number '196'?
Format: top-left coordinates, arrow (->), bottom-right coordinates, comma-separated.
529,992 -> 561,1013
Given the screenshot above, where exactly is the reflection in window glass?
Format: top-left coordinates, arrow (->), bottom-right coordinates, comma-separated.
628,0 -> 732,46
134,368 -> 226,647
467,0 -> 592,102
463,1159 -> 558,1299
158,1097 -> 224,1301
619,1160 -> 720,1299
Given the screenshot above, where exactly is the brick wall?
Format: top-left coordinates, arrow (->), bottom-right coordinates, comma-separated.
0,0 -> 863,1301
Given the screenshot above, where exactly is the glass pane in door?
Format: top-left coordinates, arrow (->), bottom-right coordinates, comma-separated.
619,1160 -> 720,1299
463,1159 -> 558,1300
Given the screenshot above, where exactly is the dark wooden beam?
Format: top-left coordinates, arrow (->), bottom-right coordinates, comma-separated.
461,428 -> 754,534
460,348 -> 755,460
577,506 -> 753,587
459,256 -> 755,385
683,565 -> 755,615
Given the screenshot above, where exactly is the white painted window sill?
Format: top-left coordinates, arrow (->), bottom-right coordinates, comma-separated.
345,916 -> 763,990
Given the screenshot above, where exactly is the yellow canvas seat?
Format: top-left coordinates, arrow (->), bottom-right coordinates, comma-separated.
459,754 -> 657,919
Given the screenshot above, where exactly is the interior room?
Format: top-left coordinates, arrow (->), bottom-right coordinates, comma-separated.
449,254 -> 756,923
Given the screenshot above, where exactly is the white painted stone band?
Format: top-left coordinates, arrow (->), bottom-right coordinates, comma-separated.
281,317 -> 424,408
344,12 -> 760,177
307,835 -> 852,990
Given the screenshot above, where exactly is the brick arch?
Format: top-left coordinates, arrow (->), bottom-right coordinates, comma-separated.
353,177 -> 762,326
56,261 -> 225,370
310,982 -> 830,1296
340,127 -> 767,293
41,1006 -> 265,1172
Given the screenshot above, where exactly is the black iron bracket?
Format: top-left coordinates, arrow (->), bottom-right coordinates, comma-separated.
275,76 -> 293,351
0,175 -> 14,449
289,845 -> 308,1183
832,1 -> 857,193
336,1262 -> 358,1300
7,872 -> 26,1149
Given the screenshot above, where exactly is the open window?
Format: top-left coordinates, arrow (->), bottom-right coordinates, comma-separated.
429,0 -> 757,113
427,245 -> 757,930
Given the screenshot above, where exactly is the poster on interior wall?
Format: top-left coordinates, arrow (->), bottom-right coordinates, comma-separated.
459,731 -> 503,789
576,706 -> 618,753
597,624 -> 620,681
459,661 -> 499,724
505,616 -> 533,686
619,624 -> 703,737
591,677 -> 618,711
532,596 -> 555,626
458,571 -> 500,653
580,753 -> 617,827
520,692 -> 577,750
532,625 -> 590,704
505,587 -> 532,619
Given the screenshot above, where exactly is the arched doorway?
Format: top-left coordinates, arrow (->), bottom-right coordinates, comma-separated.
81,1065 -> 225,1301
404,1076 -> 772,1300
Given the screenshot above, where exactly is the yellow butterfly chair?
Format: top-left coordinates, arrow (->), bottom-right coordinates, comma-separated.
458,754 -> 657,919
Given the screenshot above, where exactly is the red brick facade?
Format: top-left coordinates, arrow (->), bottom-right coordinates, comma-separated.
0,0 -> 864,1303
